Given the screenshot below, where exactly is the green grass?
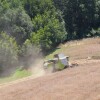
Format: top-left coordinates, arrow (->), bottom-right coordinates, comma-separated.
12,69 -> 32,79
0,70 -> 32,84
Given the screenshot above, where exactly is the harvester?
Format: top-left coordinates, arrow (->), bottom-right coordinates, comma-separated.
43,53 -> 70,72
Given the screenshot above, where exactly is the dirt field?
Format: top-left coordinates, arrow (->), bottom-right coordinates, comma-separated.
0,37 -> 100,100
0,59 -> 100,100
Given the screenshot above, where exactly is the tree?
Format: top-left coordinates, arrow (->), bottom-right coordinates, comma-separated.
30,10 -> 66,51
0,0 -> 33,45
95,0 -> 100,27
0,32 -> 19,75
23,0 -> 54,19
53,0 -> 98,39
22,0 -> 67,51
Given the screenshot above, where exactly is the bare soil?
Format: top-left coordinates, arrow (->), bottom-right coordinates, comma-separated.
0,37 -> 100,100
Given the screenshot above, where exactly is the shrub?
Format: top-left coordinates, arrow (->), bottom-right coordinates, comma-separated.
0,32 -> 19,75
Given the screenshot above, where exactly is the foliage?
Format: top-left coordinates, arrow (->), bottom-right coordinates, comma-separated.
53,0 -> 100,39
0,32 -> 19,73
90,28 -> 100,36
23,0 -> 54,19
22,0 -> 66,51
0,1 -> 33,44
30,9 -> 66,51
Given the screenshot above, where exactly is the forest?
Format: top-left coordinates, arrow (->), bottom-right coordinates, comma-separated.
0,0 -> 100,75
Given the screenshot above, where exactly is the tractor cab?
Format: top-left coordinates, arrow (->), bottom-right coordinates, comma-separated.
54,53 -> 69,67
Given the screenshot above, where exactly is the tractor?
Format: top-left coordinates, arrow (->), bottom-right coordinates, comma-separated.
43,53 -> 70,73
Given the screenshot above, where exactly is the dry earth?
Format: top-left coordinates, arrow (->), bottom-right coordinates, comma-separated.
0,37 -> 100,100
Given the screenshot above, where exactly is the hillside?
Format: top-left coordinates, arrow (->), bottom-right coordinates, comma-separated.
0,37 -> 100,100
46,37 -> 100,60
0,0 -> 100,80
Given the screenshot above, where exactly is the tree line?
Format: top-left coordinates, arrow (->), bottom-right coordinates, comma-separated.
0,0 -> 100,74
53,0 -> 100,39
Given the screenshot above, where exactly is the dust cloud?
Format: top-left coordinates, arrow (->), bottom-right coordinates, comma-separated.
19,45 -> 46,78
0,43 -> 46,78
29,59 -> 46,78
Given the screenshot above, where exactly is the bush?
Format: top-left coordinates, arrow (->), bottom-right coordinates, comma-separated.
89,28 -> 100,37
0,32 -> 19,75
31,11 -> 66,51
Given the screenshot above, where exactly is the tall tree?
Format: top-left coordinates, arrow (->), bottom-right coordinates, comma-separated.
95,0 -> 100,27
53,0 -> 97,39
31,11 -> 66,51
0,0 -> 33,45
23,0 -> 54,19
22,0 -> 67,51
